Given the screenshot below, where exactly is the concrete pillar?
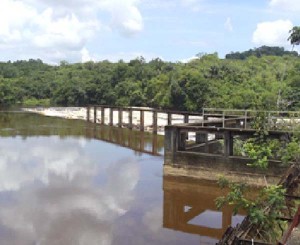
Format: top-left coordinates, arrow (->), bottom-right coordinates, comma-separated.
118,108 -> 123,127
196,132 -> 209,153
128,108 -> 133,130
140,110 -> 144,131
109,108 -> 113,126
101,107 -> 105,125
153,110 -> 158,134
178,131 -> 186,151
196,132 -> 207,144
164,126 -> 179,165
184,114 -> 189,124
167,112 -> 172,125
224,131 -> 233,157
93,106 -> 97,123
86,106 -> 90,122
222,206 -> 233,230
140,133 -> 145,151
152,134 -> 158,154
128,130 -> 132,146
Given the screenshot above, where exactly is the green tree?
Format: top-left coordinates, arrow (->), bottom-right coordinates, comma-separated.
288,26 -> 300,48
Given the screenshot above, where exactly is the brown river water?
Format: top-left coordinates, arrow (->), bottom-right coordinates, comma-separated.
0,111 -> 243,245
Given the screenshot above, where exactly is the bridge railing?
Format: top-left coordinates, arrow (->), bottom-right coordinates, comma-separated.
86,106 -> 300,134
203,108 -> 300,131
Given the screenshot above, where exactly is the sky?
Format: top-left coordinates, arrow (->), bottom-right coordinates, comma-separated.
0,0 -> 299,64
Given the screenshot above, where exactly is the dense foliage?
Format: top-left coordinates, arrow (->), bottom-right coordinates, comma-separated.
225,46 -> 298,60
0,46 -> 299,111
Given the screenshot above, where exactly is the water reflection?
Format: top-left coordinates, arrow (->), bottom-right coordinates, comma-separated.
163,176 -> 245,241
86,125 -> 163,156
0,112 -> 248,244
0,112 -> 164,156
0,136 -> 139,245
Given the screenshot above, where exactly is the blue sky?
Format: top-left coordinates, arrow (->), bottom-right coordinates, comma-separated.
0,0 -> 299,64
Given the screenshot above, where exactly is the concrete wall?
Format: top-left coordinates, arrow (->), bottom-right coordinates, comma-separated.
164,125 -> 288,186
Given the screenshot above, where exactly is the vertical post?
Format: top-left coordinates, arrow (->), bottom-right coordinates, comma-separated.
184,114 -> 189,124
224,131 -> 233,157
140,133 -> 145,151
167,112 -> 172,125
118,108 -> 123,127
101,107 -> 105,125
140,110 -> 144,131
222,111 -> 225,128
152,134 -> 158,154
203,108 -> 208,122
178,130 -> 186,151
222,206 -> 233,232
128,108 -> 133,130
94,106 -> 97,123
244,110 -> 247,129
109,108 -> 113,126
109,127 -> 113,141
196,132 -> 208,153
164,126 -> 179,165
153,110 -> 158,134
86,106 -> 90,122
196,132 -> 208,144
128,129 -> 132,146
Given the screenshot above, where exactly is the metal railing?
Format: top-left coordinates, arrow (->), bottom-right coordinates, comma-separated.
202,108 -> 300,131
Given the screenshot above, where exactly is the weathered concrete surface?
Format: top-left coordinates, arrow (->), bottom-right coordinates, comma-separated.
163,165 -> 281,186
164,124 -> 288,186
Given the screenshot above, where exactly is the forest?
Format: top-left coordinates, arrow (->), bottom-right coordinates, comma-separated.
0,46 -> 299,111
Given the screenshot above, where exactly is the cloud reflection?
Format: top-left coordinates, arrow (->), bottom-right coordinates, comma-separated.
0,136 -> 139,245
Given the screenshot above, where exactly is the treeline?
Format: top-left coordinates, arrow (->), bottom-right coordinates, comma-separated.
225,46 -> 298,60
0,46 -> 300,111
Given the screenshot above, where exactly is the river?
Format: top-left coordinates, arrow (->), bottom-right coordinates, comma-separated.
0,111 -> 243,245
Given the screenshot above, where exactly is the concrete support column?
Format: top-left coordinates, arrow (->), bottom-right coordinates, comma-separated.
118,108 -> 123,127
164,126 -> 179,165
93,106 -> 97,123
224,131 -> 233,157
152,135 -> 158,154
140,110 -> 144,131
196,132 -> 208,152
196,132 -> 208,144
86,106 -> 90,122
109,108 -> 113,126
140,133 -> 145,151
184,114 -> 189,124
153,110 -> 158,134
167,112 -> 172,125
128,108 -> 133,130
178,131 -> 186,151
101,107 -> 105,125
222,206 -> 233,231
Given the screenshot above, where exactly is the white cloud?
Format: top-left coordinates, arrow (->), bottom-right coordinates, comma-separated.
224,17 -> 233,32
0,136 -> 140,244
104,0 -> 143,36
97,51 -> 162,62
32,8 -> 99,50
0,0 -> 144,63
81,47 -> 95,62
252,19 -> 293,47
269,0 -> 300,12
0,0 -> 36,43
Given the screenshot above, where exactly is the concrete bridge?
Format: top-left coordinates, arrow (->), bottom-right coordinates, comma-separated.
163,109 -> 300,185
